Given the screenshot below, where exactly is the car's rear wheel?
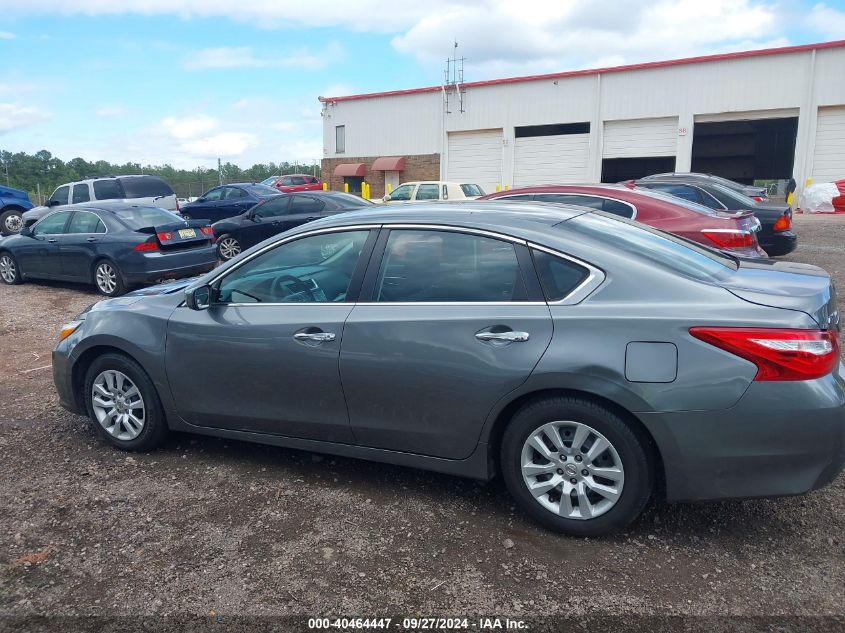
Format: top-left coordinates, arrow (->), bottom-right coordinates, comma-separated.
0,252 -> 22,284
84,353 -> 168,451
217,234 -> 242,260
93,260 -> 126,296
1,209 -> 24,236
501,396 -> 653,536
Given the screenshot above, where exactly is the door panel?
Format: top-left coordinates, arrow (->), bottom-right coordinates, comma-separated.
340,304 -> 553,459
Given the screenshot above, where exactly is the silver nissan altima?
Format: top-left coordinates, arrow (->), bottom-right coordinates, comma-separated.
52,202 -> 845,536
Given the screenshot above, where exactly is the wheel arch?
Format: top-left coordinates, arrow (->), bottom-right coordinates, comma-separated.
485,388 -> 666,498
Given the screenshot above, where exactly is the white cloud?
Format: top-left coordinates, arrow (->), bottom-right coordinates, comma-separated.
0,31 -> 16,39
806,2 -> 845,38
270,121 -> 298,132
95,105 -> 124,118
0,103 -> 51,133
180,132 -> 258,158
182,42 -> 341,70
159,114 -> 220,140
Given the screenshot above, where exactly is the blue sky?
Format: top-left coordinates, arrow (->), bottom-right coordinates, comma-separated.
1,0 -> 844,169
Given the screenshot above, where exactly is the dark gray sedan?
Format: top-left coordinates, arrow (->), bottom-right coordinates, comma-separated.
51,202 -> 844,535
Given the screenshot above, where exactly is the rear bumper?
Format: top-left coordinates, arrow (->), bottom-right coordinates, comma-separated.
639,364 -> 845,502
122,247 -> 217,284
759,231 -> 797,256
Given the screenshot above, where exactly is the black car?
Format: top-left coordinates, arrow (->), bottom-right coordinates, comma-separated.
639,172 -> 768,201
634,178 -> 796,256
212,191 -> 374,260
0,202 -> 217,296
180,183 -> 281,223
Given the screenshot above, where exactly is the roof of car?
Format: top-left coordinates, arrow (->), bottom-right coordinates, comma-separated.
48,201 -> 172,213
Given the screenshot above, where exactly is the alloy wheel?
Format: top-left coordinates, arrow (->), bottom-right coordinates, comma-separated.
0,254 -> 16,283
91,370 -> 146,441
218,237 -> 241,260
95,263 -> 117,294
3,213 -> 22,233
521,420 -> 625,520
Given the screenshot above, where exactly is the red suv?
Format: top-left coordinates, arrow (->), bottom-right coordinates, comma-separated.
266,174 -> 322,193
480,184 -> 766,257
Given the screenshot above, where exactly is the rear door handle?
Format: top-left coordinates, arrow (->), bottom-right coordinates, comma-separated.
86,237 -> 98,243
294,332 -> 336,342
475,331 -> 530,342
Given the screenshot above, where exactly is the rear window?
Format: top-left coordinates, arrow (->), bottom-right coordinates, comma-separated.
632,187 -> 721,216
566,212 -> 737,283
93,179 -> 124,200
330,193 -> 373,208
460,184 -> 484,197
245,184 -> 282,197
108,206 -> 182,230
118,176 -> 174,199
708,182 -> 758,207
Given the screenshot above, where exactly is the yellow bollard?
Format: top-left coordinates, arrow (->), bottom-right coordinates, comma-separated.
504,184 -> 509,190
322,182 -> 327,191
495,185 -> 500,192
387,183 -> 392,193
344,182 -> 349,193
362,182 -> 368,199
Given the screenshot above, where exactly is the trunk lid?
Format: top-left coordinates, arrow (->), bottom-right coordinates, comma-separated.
138,219 -> 213,250
722,259 -> 839,329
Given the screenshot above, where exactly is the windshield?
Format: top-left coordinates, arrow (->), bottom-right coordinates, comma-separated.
245,184 -> 282,197
632,186 -> 721,216
109,206 -> 182,230
261,177 -> 279,186
566,212 -> 737,283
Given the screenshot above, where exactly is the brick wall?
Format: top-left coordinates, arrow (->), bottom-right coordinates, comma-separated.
321,154 -> 440,199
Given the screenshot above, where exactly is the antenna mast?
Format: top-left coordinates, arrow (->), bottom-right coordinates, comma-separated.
443,41 -> 466,114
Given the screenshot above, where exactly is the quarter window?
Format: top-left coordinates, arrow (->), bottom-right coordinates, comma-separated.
34,211 -> 72,235
531,250 -> 590,302
217,230 -> 370,304
415,184 -> 439,200
68,211 -> 106,234
72,184 -> 90,204
375,230 -> 527,303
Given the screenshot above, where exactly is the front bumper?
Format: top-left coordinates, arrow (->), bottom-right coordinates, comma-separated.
639,364 -> 845,502
52,343 -> 83,415
759,230 -> 797,256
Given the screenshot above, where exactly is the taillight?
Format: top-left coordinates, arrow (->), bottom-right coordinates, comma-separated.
750,196 -> 765,202
133,240 -> 158,252
200,226 -> 213,235
157,231 -> 173,241
701,229 -> 756,249
773,214 -> 791,232
689,327 -> 840,381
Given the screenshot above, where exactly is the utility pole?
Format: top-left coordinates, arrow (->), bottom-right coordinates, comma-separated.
218,158 -> 223,185
2,155 -> 9,186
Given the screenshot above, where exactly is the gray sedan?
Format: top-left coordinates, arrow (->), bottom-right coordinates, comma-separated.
51,202 -> 845,535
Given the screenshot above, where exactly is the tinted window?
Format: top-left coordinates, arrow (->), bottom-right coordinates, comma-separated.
291,176 -> 305,185
532,250 -> 589,301
202,188 -> 224,202
217,230 -> 369,304
330,193 -> 373,208
375,230 -> 527,302
309,177 -> 319,184
499,194 -> 533,201
415,184 -> 439,200
289,196 -> 325,214
72,184 -> 90,204
389,184 -> 414,201
253,196 -> 290,218
34,211 -> 71,235
93,179 -> 124,200
68,211 -> 106,234
644,183 -> 700,203
224,187 -> 246,200
536,193 -> 604,210
632,187 -> 720,216
706,183 -> 758,208
119,176 -> 174,198
281,177 -> 293,186
566,213 -> 737,283
109,206 -> 181,230
245,184 -> 281,197
601,198 -> 635,218
460,184 -> 484,197
50,186 -> 69,205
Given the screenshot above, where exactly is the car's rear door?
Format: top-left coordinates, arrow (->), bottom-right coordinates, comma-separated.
339,226 -> 554,460
59,210 -> 108,280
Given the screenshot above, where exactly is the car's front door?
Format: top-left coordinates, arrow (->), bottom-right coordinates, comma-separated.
59,210 -> 107,280
187,187 -> 226,222
16,210 -> 73,277
339,227 -> 554,460
239,196 -> 291,249
165,228 -> 377,441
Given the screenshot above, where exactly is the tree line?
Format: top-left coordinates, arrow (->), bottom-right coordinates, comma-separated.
0,149 -> 321,202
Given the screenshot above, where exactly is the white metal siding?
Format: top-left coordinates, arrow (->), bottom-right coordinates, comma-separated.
812,106 -> 845,183
513,135 -> 590,186
602,117 -> 678,158
447,130 -> 502,193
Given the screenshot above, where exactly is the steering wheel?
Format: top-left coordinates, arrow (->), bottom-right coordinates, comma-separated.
271,274 -> 317,302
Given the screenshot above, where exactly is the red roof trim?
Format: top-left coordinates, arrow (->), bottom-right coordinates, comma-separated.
371,156 -> 406,171
319,40 -> 845,104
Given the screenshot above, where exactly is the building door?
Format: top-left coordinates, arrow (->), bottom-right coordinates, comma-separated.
812,106 -> 845,183
513,132 -> 590,187
601,117 -> 678,182
344,176 -> 363,195
384,170 -> 400,194
447,129 -> 503,194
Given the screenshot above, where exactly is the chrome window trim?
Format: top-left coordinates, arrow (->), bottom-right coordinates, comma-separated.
382,223 -> 527,244
528,242 -> 606,306
530,193 -> 638,220
226,301 -> 549,308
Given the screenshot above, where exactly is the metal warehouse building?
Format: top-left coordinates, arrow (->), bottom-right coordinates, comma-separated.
320,40 -> 845,199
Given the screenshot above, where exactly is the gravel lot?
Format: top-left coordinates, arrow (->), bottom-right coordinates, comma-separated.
1,214 -> 844,629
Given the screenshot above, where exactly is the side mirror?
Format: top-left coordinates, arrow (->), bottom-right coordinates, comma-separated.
19,226 -> 32,237
195,197 -> 205,204
47,199 -> 60,207
382,195 -> 391,202
185,285 -> 212,310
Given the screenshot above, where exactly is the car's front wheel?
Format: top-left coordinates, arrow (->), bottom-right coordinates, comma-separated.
93,260 -> 126,296
1,208 -> 24,236
217,234 -> 242,260
501,396 -> 653,536
84,353 -> 168,451
0,252 -> 22,284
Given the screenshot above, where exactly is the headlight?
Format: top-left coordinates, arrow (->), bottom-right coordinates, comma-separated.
58,320 -> 83,342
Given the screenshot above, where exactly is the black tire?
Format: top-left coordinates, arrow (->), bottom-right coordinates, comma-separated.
83,352 -> 168,452
216,233 -> 242,261
92,259 -> 126,297
500,396 -> 654,536
0,208 -> 24,236
0,251 -> 23,285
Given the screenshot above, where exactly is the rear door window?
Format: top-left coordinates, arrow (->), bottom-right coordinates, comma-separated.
415,184 -> 439,200
202,188 -> 224,202
289,196 -> 325,215
253,196 -> 290,218
68,211 -> 106,234
224,187 -> 246,200
93,179 -> 124,200
119,176 -> 174,199
72,184 -> 90,204
291,176 -> 305,185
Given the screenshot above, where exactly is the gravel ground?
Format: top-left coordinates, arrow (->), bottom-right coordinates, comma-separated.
0,214 -> 844,629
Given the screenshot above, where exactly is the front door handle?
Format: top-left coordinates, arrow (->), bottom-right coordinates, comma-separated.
475,331 -> 530,342
294,332 -> 336,342
47,238 -> 58,243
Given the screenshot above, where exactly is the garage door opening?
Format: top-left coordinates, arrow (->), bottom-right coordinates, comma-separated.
691,117 -> 797,184
601,156 -> 676,182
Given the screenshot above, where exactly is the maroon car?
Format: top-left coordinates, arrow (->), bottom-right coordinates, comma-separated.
480,184 -> 766,257
265,174 -> 323,193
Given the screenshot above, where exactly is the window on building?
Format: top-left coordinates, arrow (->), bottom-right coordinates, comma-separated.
515,122 -> 590,138
336,125 -> 346,154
